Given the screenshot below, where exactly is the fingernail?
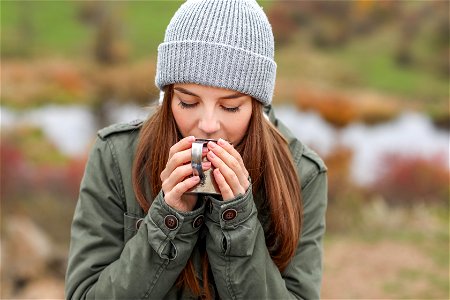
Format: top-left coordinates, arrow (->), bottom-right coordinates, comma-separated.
192,176 -> 200,181
208,141 -> 216,148
188,136 -> 195,142
218,138 -> 226,146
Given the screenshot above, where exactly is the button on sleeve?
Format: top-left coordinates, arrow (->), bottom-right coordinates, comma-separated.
204,185 -> 259,257
164,215 -> 179,230
222,209 -> 237,221
146,190 -> 206,260
192,215 -> 204,228
205,186 -> 254,229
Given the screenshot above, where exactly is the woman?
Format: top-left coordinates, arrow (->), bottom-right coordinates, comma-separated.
65,0 -> 327,299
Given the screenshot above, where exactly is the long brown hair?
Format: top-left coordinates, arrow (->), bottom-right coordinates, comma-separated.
132,85 -> 302,298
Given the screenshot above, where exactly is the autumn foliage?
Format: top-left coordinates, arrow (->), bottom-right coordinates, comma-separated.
1,60 -> 158,109
374,153 -> 449,206
295,87 -> 400,127
1,128 -> 87,203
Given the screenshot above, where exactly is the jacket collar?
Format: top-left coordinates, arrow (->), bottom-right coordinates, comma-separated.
263,104 -> 297,145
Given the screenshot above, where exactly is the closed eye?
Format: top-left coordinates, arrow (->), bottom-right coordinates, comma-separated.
221,105 -> 240,113
178,100 -> 198,109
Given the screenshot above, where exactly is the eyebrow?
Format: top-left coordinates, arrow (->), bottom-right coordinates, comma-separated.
173,87 -> 244,99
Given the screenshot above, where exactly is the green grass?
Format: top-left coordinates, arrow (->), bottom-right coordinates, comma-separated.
276,17 -> 448,107
1,0 -> 183,59
321,24 -> 449,103
1,0 -> 448,108
116,1 -> 184,58
1,0 -> 272,59
1,1 -> 92,57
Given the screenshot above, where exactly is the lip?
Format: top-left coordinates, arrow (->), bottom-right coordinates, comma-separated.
194,138 -> 218,143
193,138 -> 233,146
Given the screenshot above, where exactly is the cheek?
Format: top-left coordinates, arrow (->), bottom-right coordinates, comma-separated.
233,115 -> 251,132
172,105 -> 193,134
224,107 -> 252,141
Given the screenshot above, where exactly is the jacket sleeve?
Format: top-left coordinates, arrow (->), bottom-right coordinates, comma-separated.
65,137 -> 205,299
204,166 -> 327,299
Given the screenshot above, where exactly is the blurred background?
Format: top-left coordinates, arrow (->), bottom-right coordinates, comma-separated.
1,0 -> 448,298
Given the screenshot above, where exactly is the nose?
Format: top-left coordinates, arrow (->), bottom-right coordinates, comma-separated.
198,110 -> 220,136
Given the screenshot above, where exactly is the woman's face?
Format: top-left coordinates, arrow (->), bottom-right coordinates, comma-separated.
171,83 -> 253,145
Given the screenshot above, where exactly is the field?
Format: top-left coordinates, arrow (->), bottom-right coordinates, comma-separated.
1,1 -> 449,299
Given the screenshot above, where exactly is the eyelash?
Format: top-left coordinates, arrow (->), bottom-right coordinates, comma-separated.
178,101 -> 197,109
178,100 -> 240,113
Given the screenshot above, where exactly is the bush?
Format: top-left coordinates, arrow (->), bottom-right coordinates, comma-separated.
295,88 -> 399,127
1,127 -> 86,203
373,153 -> 449,206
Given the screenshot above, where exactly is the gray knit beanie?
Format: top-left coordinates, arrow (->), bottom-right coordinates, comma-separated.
155,0 -> 276,105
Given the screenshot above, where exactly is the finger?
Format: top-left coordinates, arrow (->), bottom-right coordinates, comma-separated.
162,164 -> 192,193
163,148 -> 192,179
202,146 -> 209,157
208,141 -> 248,189
168,136 -> 195,160
208,150 -> 245,196
217,138 -> 248,178
165,176 -> 200,204
162,161 -> 211,192
161,146 -> 209,183
213,169 -> 234,201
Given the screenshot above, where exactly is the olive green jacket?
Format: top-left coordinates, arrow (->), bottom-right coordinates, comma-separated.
65,106 -> 328,300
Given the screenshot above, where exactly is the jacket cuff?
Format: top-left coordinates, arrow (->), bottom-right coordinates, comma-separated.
205,186 -> 254,228
205,186 -> 259,257
145,190 -> 205,260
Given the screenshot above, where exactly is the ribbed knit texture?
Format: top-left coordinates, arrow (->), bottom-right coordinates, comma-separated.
155,0 -> 276,105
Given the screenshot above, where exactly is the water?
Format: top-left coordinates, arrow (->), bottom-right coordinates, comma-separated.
274,106 -> 449,185
0,104 -> 149,156
1,104 -> 448,186
1,105 -> 96,156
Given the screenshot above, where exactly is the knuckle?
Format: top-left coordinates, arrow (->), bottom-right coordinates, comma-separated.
173,184 -> 183,195
170,152 -> 180,166
177,164 -> 191,177
172,166 -> 182,178
169,145 -> 176,157
163,186 -> 170,195
214,170 -> 223,180
170,141 -> 187,157
180,180 -> 191,192
165,191 -> 173,201
231,172 -> 239,183
217,176 -> 228,188
216,146 -> 224,154
239,159 -> 246,168
217,179 -> 227,188
223,168 -> 234,179
230,159 -> 240,170
174,151 -> 187,165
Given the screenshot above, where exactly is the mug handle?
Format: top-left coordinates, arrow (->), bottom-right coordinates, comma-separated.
191,141 -> 205,181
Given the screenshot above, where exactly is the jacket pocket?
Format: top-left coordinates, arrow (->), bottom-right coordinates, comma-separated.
124,212 -> 144,243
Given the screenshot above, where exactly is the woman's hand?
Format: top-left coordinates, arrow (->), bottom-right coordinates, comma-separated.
207,138 -> 250,201
161,136 -> 211,212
